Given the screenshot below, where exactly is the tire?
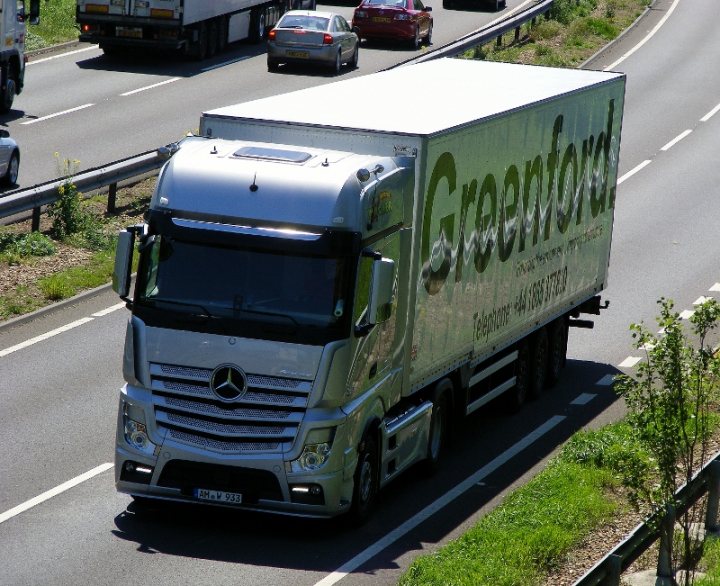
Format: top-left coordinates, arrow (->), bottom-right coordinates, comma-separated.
442,0 -> 454,8
331,50 -> 342,75
2,150 -> 19,186
410,26 -> 421,50
505,340 -> 530,413
190,22 -> 209,60
250,7 -> 267,43
547,318 -> 569,387
529,328 -> 549,398
207,19 -> 219,58
267,57 -> 279,72
0,74 -> 16,114
349,42 -> 359,69
348,432 -> 379,525
424,23 -> 433,46
422,381 -> 451,475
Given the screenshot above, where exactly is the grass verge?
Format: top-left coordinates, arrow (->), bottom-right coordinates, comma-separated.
26,0 -> 79,51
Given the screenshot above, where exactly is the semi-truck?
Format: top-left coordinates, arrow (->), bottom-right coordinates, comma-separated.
112,58 -> 626,521
76,0 -> 289,58
0,0 -> 40,113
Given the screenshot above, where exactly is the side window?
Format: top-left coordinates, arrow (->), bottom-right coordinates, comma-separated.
414,0 -> 425,9
353,256 -> 373,326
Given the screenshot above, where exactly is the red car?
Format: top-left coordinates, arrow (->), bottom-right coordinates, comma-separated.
352,0 -> 433,49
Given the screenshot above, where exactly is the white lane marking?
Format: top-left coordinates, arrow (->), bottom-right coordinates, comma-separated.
313,416 -> 566,586
201,56 -> 251,72
571,393 -> 597,405
120,77 -> 181,97
660,129 -> 692,152
604,0 -> 680,71
596,374 -> 615,386
0,302 -> 125,358
619,356 -> 642,368
701,103 -> 720,122
0,317 -> 94,357
28,45 -> 99,65
694,296 -> 712,305
21,103 -> 95,125
711,283 -> 720,292
0,463 -> 113,525
92,302 -> 126,317
617,159 -> 651,184
679,309 -> 695,320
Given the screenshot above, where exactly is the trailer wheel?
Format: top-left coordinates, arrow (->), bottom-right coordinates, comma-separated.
349,431 -> 379,525
547,318 -> 569,388
505,340 -> 530,412
529,327 -> 549,398
207,18 -> 219,58
250,7 -> 268,43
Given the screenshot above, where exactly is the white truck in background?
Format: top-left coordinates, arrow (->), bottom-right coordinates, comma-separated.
1,0 -> 40,113
112,58 -> 625,521
76,0 -> 288,59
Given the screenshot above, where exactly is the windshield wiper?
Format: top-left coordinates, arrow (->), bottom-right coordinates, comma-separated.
234,306 -> 299,329
142,298 -> 215,319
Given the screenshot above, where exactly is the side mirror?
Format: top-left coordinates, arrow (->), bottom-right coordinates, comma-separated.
113,229 -> 136,300
367,257 -> 395,327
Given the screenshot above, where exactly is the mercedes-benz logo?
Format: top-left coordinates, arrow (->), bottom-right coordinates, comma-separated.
210,364 -> 248,402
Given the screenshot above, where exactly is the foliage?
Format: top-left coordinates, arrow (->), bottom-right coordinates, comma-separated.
25,0 -> 78,50
0,231 -> 56,261
614,298 -> 720,583
37,248 -> 116,301
47,156 -> 91,239
399,461 -> 619,585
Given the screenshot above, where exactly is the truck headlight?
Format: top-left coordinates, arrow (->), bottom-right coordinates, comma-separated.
291,428 -> 335,472
123,404 -> 157,456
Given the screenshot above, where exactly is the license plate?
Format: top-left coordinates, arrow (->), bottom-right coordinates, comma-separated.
287,50 -> 309,58
194,488 -> 243,504
116,27 -> 143,39
372,16 -> 392,23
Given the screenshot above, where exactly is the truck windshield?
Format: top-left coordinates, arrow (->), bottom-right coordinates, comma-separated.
134,236 -> 352,343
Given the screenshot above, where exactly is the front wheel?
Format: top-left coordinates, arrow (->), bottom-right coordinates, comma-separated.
2,150 -> 19,186
423,383 -> 450,475
424,24 -> 433,45
348,432 -> 379,525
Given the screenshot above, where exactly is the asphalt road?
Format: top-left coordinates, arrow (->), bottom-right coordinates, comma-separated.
2,0 -> 720,584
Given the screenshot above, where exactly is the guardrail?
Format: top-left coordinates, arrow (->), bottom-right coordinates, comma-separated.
574,453 -> 720,585
0,147 -> 172,230
0,1 -> 553,230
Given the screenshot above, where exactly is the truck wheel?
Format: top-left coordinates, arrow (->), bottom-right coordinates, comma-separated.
189,22 -> 209,60
0,74 -> 16,114
207,19 -> 219,58
546,318 -> 568,388
250,7 -> 267,43
2,150 -> 19,186
505,340 -> 530,412
529,328 -> 549,398
349,432 -> 379,525
423,381 -> 451,475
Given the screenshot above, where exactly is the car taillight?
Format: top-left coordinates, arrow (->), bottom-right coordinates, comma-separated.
268,29 -> 276,40
323,33 -> 333,45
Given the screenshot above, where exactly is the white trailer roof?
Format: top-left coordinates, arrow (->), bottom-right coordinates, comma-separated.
204,58 -> 623,137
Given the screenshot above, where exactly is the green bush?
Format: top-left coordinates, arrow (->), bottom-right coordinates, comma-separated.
0,231 -> 56,258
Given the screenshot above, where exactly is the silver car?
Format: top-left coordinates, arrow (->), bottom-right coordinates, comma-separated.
0,129 -> 19,188
267,11 -> 359,74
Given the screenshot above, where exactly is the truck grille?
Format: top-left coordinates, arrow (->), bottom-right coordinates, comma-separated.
150,362 -> 311,453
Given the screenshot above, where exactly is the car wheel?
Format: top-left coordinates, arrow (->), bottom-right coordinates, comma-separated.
2,150 -> 18,186
267,57 -> 279,72
410,26 -> 420,50
350,42 -> 359,69
331,49 -> 342,74
425,23 -> 433,45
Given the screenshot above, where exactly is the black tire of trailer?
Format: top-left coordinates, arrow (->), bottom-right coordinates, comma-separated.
217,16 -> 229,52
0,65 -> 17,114
528,327 -> 549,398
207,18 -> 219,58
505,339 -> 530,413
250,6 -> 268,44
422,379 -> 452,475
348,427 -> 380,525
546,317 -> 569,388
188,21 -> 209,60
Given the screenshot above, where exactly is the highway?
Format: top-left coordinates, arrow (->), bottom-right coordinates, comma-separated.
2,0 -> 720,584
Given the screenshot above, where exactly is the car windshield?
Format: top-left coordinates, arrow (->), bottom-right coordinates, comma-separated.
279,15 -> 329,30
135,236 -> 352,335
365,0 -> 406,6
